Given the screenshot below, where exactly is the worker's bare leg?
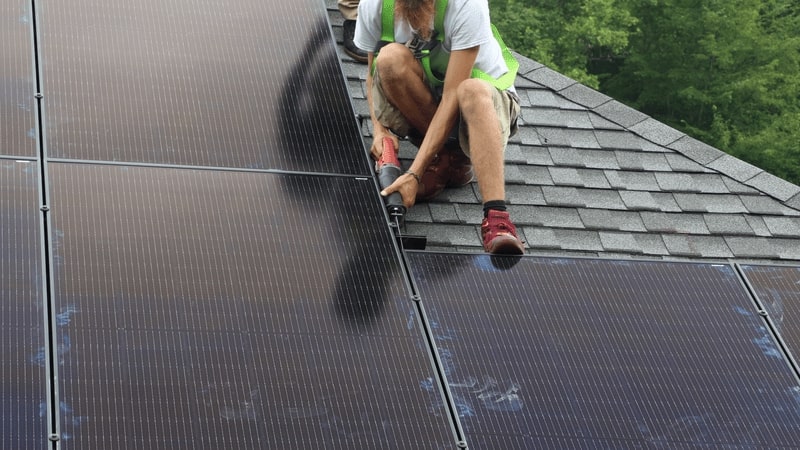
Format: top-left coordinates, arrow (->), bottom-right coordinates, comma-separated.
374,43 -> 437,134
456,79 -> 506,202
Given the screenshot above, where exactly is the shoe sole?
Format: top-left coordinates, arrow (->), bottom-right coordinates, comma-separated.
486,235 -> 525,255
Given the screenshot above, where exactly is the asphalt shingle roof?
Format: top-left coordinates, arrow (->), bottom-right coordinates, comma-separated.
327,4 -> 800,263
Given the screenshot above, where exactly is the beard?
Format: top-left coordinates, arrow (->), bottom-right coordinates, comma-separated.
396,0 -> 436,40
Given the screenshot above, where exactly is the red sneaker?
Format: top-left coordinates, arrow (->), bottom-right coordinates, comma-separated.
481,210 -> 525,254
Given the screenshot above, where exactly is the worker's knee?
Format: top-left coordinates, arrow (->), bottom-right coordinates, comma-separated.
457,79 -> 494,116
375,43 -> 416,83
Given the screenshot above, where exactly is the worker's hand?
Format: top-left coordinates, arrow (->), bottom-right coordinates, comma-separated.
370,131 -> 399,161
380,171 -> 418,209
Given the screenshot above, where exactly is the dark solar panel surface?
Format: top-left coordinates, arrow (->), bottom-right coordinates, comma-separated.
0,161 -> 46,449
39,0 -> 368,174
48,163 -> 456,449
740,264 -> 800,366
408,253 -> 800,449
1,0 -> 36,158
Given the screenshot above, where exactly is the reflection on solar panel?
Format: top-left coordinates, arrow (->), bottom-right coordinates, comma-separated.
1,0 -> 36,158
47,163 -> 456,449
740,264 -> 800,368
408,253 -> 800,449
39,0 -> 368,174
0,161 -> 46,449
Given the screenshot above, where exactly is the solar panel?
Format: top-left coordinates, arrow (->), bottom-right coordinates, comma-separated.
39,0 -> 369,175
1,0 -> 36,158
408,253 -> 800,449
740,264 -> 800,368
47,163 -> 457,449
0,161 -> 47,449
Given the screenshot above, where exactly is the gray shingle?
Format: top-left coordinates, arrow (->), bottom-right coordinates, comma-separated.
516,145 -> 554,165
564,129 -> 601,149
664,154 -> 712,173
580,189 -> 627,210
524,227 -> 603,252
513,165 -> 553,185
526,89 -> 580,110
630,118 -> 685,146
654,173 -> 729,194
619,191 -> 681,212
745,216 -> 772,237
593,100 -> 649,128
549,167 -> 611,189
531,126 -> 570,147
433,185 -> 480,203
541,186 -> 586,207
615,151 -> 671,172
673,194 -> 747,213
595,129 -> 660,152
506,185 -> 546,205
405,204 -> 433,223
542,186 -> 626,210
722,177 -> 760,195
703,214 -> 756,236
405,223 -> 480,247
513,51 -> 544,75
663,235 -> 733,258
605,171 -> 661,191
560,83 -> 613,109
588,113 -> 625,131
747,172 -> 800,202
454,203 -> 484,224
707,154 -> 763,182
513,205 -> 584,229
740,195 -> 800,216
429,203 -> 462,224
667,135 -> 725,165
522,109 -> 595,129
525,66 -> 577,91
787,193 -> 800,211
549,147 -> 620,170
509,125 -> 545,146
578,209 -> 646,232
641,212 -> 711,234
599,232 -> 669,256
724,237 -> 781,259
763,217 -> 800,237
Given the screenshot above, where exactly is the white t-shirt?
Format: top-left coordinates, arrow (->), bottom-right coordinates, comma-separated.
354,0 -> 513,90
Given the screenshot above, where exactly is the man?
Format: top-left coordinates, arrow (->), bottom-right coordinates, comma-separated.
354,0 -> 525,254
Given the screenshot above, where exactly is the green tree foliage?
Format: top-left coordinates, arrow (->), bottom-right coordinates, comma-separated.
489,0 -> 637,88
490,0 -> 800,185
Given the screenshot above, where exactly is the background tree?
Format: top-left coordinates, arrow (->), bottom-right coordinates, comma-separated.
490,0 -> 800,185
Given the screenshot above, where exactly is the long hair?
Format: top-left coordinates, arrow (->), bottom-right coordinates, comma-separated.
395,0 -> 435,40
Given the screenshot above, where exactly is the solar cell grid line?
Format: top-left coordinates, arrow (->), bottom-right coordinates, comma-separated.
38,0 -> 369,175
739,264 -> 800,378
1,0 -> 37,159
0,161 -> 47,449
407,252 -> 800,449
47,162 -> 458,449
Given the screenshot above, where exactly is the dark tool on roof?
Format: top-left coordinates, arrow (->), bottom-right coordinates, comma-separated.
376,137 -> 427,250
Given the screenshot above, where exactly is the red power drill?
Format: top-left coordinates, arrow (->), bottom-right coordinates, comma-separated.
377,137 -> 406,224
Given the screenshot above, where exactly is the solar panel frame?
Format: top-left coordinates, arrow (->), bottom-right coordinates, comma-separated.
407,252 -> 800,449
738,263 -> 800,381
47,162 -> 459,449
0,161 -> 48,450
37,0 -> 370,175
